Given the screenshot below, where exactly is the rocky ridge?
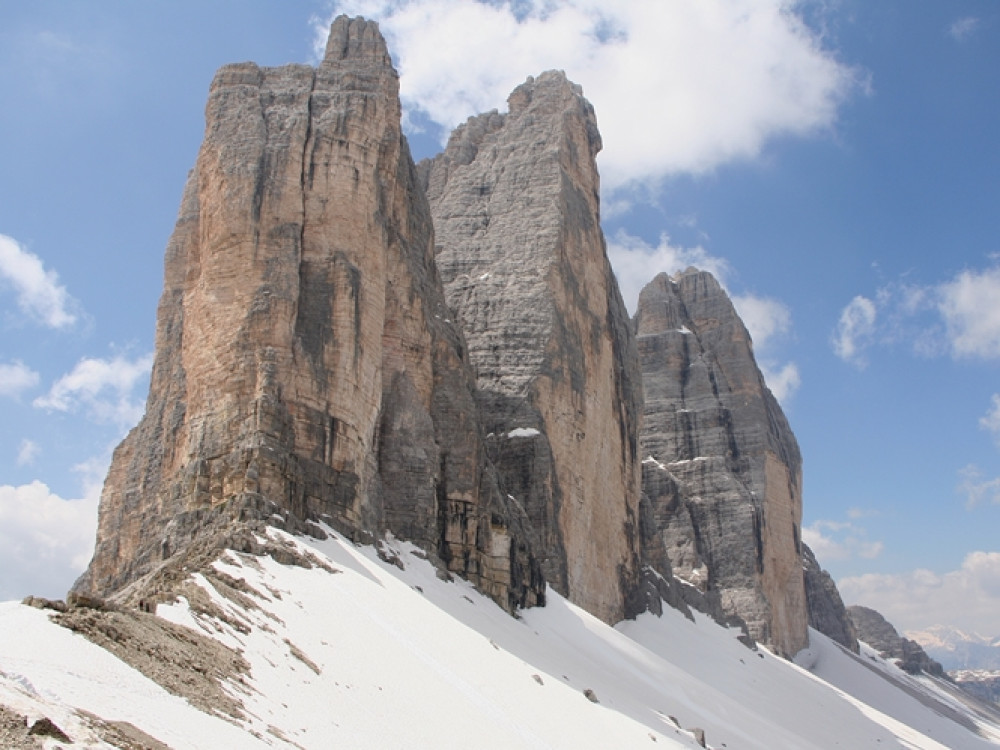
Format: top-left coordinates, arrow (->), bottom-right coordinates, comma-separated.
420,71 -> 643,623
72,14 -> 863,658
634,269 -> 809,657
803,542 -> 859,652
75,16 -> 543,615
849,605 -> 946,676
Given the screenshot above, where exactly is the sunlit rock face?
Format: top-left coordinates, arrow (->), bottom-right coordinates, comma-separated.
421,71 -> 644,624
76,16 -> 544,613
635,269 -> 808,657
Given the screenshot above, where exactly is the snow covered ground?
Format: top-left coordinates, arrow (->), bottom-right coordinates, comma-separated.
2,525 -> 999,749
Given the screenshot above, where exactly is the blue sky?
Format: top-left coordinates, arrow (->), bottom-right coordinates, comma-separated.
1,1 -> 998,636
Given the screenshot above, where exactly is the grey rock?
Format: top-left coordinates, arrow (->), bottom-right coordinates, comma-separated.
803,543 -> 859,652
635,269 -> 808,657
75,15 -> 543,615
422,71 -> 643,624
848,605 -> 946,676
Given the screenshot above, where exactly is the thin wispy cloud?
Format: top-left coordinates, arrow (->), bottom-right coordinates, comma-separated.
838,551 -> 1000,634
980,394 -> 1000,444
316,0 -> 861,193
0,234 -> 78,329
803,519 -> 884,563
958,464 -> 1000,509
948,16 -> 979,42
833,262 -> 1000,365
0,360 -> 40,399
16,439 -> 40,467
34,352 -> 153,430
831,295 -> 877,367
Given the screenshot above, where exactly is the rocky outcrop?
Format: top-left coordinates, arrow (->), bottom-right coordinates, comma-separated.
848,605 -> 946,676
802,543 -> 859,652
420,72 -> 643,624
635,269 -> 808,657
74,16 -> 543,614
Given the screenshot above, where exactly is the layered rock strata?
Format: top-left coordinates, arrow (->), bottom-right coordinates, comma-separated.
420,72 -> 643,624
75,16 -> 543,612
802,543 -> 859,652
635,269 -> 808,656
848,606 -> 946,676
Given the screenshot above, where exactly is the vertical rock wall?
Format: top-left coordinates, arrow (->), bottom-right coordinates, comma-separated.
76,17 -> 543,613
635,270 -> 808,656
803,543 -> 859,652
421,72 -> 643,624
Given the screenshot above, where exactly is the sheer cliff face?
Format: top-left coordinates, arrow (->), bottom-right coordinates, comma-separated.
803,543 -> 859,653
77,17 -> 543,612
421,72 -> 643,624
635,270 -> 808,656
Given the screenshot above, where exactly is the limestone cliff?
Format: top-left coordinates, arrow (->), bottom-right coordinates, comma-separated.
420,72 -> 643,624
75,16 -> 543,612
848,606 -> 946,676
803,543 -> 859,652
635,269 -> 808,657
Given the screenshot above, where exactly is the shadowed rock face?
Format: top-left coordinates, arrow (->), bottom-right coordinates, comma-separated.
848,606 -> 946,676
803,543 -> 859,652
75,16 -> 544,613
635,269 -> 808,657
420,72 -> 643,624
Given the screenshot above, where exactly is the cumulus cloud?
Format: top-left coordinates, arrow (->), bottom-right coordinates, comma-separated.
606,231 -> 730,313
938,265 -> 1000,359
838,551 -> 1000,634
316,0 -> 859,191
33,352 -> 153,430
948,16 -> 979,42
0,360 -> 40,399
833,264 -> 1000,365
958,464 -> 1000,509
831,295 -> 876,367
803,519 -> 884,563
0,480 -> 99,601
0,233 -> 78,328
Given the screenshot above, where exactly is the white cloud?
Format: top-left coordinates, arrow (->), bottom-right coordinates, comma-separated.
838,551 -> 1000,635
937,266 -> 1000,359
0,233 -> 78,328
606,230 -> 731,314
948,16 -> 979,42
957,464 -> 1000,509
0,360 -> 40,399
831,295 -> 876,366
803,519 -> 883,563
33,352 -> 153,429
16,439 -> 40,467
317,0 -> 859,191
836,265 -> 1000,364
732,294 -> 792,349
0,480 -> 99,601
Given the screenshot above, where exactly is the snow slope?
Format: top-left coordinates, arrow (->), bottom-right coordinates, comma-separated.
2,526 -> 999,749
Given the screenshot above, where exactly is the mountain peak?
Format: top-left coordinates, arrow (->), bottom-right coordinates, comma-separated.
322,15 -> 393,67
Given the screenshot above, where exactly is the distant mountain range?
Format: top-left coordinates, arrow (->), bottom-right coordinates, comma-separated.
908,626 -> 1000,671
